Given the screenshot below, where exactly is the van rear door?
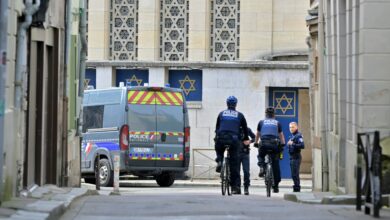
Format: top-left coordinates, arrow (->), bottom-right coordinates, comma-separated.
127,90 -> 157,168
155,91 -> 185,167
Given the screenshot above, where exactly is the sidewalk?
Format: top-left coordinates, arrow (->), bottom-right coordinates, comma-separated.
0,185 -> 96,220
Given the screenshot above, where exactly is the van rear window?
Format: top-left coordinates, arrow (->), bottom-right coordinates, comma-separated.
82,105 -> 104,133
128,105 -> 156,131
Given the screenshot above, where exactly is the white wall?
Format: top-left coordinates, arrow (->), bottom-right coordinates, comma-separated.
188,68 -> 309,179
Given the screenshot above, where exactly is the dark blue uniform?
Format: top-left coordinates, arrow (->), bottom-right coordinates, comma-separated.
215,109 -> 249,189
257,118 -> 283,187
288,131 -> 304,192
238,128 -> 255,188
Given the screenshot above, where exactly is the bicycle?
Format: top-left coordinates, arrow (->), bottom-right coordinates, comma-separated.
264,150 -> 274,197
221,145 -> 232,196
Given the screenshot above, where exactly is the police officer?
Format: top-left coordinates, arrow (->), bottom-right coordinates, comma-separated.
215,96 -> 250,194
254,107 -> 285,193
287,122 -> 304,192
239,127 -> 255,195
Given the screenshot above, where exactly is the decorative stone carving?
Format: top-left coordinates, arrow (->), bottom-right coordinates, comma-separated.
160,0 -> 189,61
211,0 -> 240,61
110,0 -> 138,60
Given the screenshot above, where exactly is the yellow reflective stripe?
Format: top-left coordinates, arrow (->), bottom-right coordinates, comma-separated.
165,92 -> 180,105
142,92 -> 155,104
133,91 -> 145,103
128,91 -> 135,101
174,92 -> 183,102
156,92 -> 168,104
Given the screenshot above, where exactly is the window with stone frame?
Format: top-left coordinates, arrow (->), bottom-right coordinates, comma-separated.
110,0 -> 139,60
210,0 -> 240,61
160,0 -> 189,61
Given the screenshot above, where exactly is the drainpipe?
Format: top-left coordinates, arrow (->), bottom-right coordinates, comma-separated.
0,0 -> 9,202
78,0 -> 87,136
318,0 -> 329,191
14,0 -> 40,196
61,0 -> 72,187
15,0 -> 41,109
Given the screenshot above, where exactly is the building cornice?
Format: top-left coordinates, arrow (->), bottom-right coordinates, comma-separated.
86,60 -> 308,70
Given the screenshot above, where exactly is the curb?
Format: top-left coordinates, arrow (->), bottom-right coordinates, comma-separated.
4,188 -> 97,220
120,181 -> 313,189
284,192 -> 358,205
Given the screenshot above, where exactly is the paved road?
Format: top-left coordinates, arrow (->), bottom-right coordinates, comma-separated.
60,182 -> 390,220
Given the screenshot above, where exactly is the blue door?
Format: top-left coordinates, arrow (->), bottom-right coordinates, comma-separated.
269,88 -> 299,179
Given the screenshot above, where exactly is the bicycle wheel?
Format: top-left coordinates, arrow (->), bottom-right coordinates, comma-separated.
226,158 -> 231,196
221,161 -> 227,196
266,164 -> 272,197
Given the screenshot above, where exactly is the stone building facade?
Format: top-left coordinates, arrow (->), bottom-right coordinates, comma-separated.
307,0 -> 390,193
86,0 -> 312,179
0,0 -> 84,201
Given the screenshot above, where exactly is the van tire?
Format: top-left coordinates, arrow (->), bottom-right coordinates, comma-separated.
99,158 -> 113,187
156,172 -> 175,187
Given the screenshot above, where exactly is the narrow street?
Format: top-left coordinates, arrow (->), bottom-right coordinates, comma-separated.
60,182 -> 389,220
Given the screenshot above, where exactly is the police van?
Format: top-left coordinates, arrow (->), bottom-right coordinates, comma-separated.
81,86 -> 190,187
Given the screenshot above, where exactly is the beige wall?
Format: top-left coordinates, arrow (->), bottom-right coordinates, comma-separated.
138,0 -> 159,61
87,0 -> 110,60
271,0 -> 309,53
2,0 -> 21,200
87,0 -> 309,61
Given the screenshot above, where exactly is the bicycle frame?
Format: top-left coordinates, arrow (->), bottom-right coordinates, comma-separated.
221,145 -> 232,196
264,152 -> 274,197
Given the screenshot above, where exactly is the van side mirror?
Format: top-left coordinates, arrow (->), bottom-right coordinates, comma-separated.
161,133 -> 167,142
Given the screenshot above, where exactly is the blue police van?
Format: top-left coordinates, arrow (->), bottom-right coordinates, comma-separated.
81,86 -> 190,187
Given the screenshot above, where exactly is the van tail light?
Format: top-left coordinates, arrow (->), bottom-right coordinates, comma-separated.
184,127 -> 190,153
119,125 -> 129,151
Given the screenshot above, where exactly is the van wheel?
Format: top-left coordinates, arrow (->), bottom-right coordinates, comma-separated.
84,177 -> 96,184
99,158 -> 113,187
156,172 -> 175,187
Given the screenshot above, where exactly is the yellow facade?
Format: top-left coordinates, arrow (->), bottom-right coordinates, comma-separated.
87,0 -> 309,61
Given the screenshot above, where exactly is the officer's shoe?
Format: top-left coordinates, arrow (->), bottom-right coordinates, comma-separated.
215,161 -> 222,173
244,186 -> 249,195
232,187 -> 241,195
293,187 -> 300,192
258,167 -> 265,177
273,186 -> 279,193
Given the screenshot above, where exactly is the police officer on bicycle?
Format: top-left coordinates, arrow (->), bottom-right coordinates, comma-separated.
254,107 -> 285,193
215,96 -> 250,194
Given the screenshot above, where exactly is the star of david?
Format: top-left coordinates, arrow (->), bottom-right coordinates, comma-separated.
83,79 -> 90,89
179,75 -> 196,96
127,75 -> 143,86
275,93 -> 294,114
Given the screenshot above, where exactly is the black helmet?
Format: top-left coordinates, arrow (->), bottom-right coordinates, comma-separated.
265,107 -> 275,117
226,96 -> 238,108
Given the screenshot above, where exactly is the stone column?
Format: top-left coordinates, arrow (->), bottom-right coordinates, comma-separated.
148,67 -> 168,87
138,0 -> 159,61
188,0 -> 208,61
87,0 -> 110,60
96,66 -> 114,89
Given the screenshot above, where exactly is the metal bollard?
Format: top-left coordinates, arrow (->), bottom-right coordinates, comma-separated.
95,153 -> 100,190
113,151 -> 120,194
